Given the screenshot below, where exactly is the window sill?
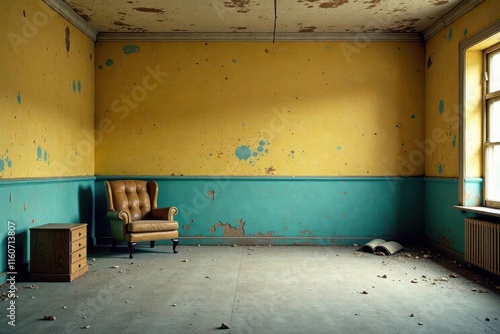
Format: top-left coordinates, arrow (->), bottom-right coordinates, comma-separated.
454,206 -> 500,218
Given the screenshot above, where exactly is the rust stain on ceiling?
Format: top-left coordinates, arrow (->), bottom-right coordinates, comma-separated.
60,0 -> 468,35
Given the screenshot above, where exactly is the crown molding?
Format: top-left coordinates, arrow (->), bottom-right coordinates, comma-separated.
42,0 -> 97,41
96,31 -> 423,42
423,0 -> 485,41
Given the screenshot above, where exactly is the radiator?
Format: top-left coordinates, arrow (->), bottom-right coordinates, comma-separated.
465,218 -> 500,276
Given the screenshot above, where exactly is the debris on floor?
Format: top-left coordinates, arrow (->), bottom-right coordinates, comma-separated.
43,315 -> 56,321
182,259 -> 188,262
219,323 -> 230,329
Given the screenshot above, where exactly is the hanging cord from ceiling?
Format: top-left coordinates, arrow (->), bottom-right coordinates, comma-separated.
273,0 -> 277,43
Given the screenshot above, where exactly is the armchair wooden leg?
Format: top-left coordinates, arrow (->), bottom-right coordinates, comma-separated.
150,241 -> 155,248
111,239 -> 117,252
172,239 -> 179,253
128,242 -> 136,259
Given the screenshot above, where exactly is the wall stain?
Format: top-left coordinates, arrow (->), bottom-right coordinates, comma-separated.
299,229 -> 313,236
452,134 -> 456,148
114,21 -> 132,27
433,0 -> 449,5
299,26 -> 317,33
438,163 -> 444,175
440,235 -> 453,248
448,28 -> 453,41
0,150 -> 13,172
16,92 -> 21,104
207,190 -> 215,199
72,7 -> 91,21
122,44 -> 140,55
105,59 -> 114,66
427,55 -> 433,68
364,0 -> 382,10
65,26 -> 70,52
265,166 -> 276,174
438,99 -> 444,114
209,219 -> 246,237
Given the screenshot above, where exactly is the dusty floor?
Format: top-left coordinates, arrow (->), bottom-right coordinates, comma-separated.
1,244 -> 499,334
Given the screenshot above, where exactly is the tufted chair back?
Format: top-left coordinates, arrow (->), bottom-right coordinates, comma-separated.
105,180 -> 158,221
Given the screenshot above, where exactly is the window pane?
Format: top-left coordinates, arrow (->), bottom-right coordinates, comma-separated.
489,99 -> 500,142
485,145 -> 500,202
490,52 -> 500,92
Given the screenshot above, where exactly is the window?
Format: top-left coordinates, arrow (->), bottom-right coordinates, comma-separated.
484,44 -> 500,208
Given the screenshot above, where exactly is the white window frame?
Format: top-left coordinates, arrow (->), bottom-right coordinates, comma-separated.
484,43 -> 500,208
457,21 -> 500,217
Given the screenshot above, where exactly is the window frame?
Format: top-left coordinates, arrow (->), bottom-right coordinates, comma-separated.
457,21 -> 500,216
483,43 -> 500,208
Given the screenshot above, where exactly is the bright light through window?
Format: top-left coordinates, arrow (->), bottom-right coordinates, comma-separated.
485,45 -> 500,208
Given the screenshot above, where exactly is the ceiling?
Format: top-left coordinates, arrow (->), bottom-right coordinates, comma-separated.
43,0 -> 484,41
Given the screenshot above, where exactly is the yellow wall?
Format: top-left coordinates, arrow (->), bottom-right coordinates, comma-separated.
95,41 -> 424,176
424,0 -> 499,178
0,0 -> 95,178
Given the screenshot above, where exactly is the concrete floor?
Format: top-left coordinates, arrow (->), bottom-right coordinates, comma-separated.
1,244 -> 500,334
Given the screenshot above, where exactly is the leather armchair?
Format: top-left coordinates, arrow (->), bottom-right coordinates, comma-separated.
104,180 -> 179,258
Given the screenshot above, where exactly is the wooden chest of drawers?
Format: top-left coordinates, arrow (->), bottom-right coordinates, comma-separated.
30,223 -> 88,282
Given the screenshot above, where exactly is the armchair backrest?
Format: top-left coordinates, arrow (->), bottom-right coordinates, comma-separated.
105,180 -> 159,221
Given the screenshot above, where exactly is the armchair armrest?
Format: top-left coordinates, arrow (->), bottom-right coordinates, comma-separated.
151,207 -> 178,221
107,209 -> 132,224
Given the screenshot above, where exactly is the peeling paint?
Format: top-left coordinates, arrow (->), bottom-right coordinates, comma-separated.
254,231 -> 273,237
209,219 -> 245,237
223,0 -> 250,13
319,0 -> 348,9
133,7 -> 164,14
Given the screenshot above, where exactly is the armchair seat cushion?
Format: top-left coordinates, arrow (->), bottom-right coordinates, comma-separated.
127,220 -> 179,233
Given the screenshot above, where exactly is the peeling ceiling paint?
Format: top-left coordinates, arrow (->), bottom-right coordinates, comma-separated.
60,0 -> 465,34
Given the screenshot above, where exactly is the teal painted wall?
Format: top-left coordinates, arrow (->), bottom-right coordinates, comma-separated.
423,178 -> 483,254
0,178 -> 95,283
95,176 -> 424,246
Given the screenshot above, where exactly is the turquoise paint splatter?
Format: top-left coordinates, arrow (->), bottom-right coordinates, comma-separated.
122,44 -> 140,55
105,59 -> 114,66
0,159 -> 4,172
37,146 -> 42,160
336,146 -> 342,151
235,138 -> 271,164
235,145 -> 251,160
438,164 -> 444,175
16,92 -> 21,104
411,114 -> 416,119
43,150 -> 48,161
438,100 -> 444,114
98,64 -> 103,70
452,134 -> 457,148
448,28 -> 453,41
72,80 -> 76,92
232,59 -> 237,63
464,28 -> 468,36
77,80 -> 81,93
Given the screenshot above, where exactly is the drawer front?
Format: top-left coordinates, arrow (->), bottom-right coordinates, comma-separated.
70,257 -> 87,274
71,237 -> 87,253
71,247 -> 87,264
71,226 -> 87,242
